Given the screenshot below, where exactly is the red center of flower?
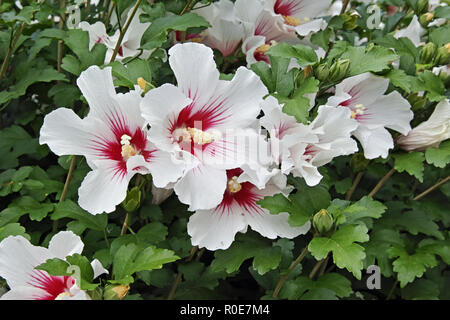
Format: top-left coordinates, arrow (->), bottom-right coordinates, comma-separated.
216,168 -> 264,215
274,0 -> 302,17
28,271 -> 76,300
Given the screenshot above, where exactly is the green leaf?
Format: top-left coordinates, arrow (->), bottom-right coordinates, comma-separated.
251,56 -> 295,97
0,223 -> 29,241
410,71 -> 446,102
112,243 -> 179,285
142,13 -> 210,50
308,224 -> 369,279
429,25 -> 450,47
48,83 -> 81,107
258,180 -> 330,227
393,152 -> 425,182
110,59 -> 152,89
0,126 -> 39,169
267,43 -> 318,68
402,279 -> 440,300
384,69 -> 414,93
136,222 -> 168,245
338,196 -> 387,226
52,200 -> 108,231
310,28 -> 334,51
277,77 -> 319,124
340,45 -> 398,77
388,245 -> 437,287
425,140 -> 450,168
374,35 -> 419,62
210,234 -> 283,275
10,196 -> 54,221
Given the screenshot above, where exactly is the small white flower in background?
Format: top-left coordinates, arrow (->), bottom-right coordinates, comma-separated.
290,105 -> 359,186
193,0 -> 245,57
79,8 -> 151,63
235,0 -> 299,66
394,15 -> 425,47
397,99 -> 450,151
40,66 -> 185,214
264,0 -> 332,37
327,72 -> 414,159
259,97 -> 357,186
0,231 -> 107,300
187,168 -> 310,250
140,43 -> 268,211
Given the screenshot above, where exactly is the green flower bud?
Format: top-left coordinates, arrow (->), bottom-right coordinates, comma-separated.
419,42 -> 437,64
329,59 -> 350,82
350,153 -> 370,172
315,63 -> 330,82
342,12 -> 358,30
433,44 -> 450,65
419,12 -> 434,26
313,209 -> 334,234
104,284 -> 130,300
407,93 -> 427,111
121,186 -> 141,212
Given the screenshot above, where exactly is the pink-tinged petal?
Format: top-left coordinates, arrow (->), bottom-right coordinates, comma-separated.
271,0 -> 332,19
174,165 -> 227,211
79,21 -> 109,50
140,83 -> 192,129
364,91 -> 413,136
207,66 -> 268,130
331,73 -> 390,109
48,231 -> 84,260
121,8 -> 151,49
78,161 -> 132,214
187,203 -> 247,251
0,236 -> 53,289
202,19 -> 243,56
353,126 -> 394,159
39,108 -> 107,159
169,43 -> 221,108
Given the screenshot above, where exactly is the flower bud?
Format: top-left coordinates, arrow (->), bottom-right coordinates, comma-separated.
342,12 -> 358,30
329,59 -> 350,82
137,77 -> 153,94
419,42 -> 436,64
313,209 -> 334,234
315,63 -> 329,82
104,284 -> 130,300
433,43 -> 450,65
151,184 -> 174,205
121,186 -> 141,212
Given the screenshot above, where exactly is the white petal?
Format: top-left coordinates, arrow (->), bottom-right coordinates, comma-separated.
168,43 -> 220,107
294,18 -> 327,36
78,161 -> 132,214
147,149 -> 186,188
48,231 -> 84,260
246,211 -> 310,239
174,165 -> 227,211
0,236 -> 52,289
39,108 -> 105,159
187,204 -> 247,250
353,126 -> 394,159
90,259 -> 109,279
0,286 -> 48,300
394,15 -> 424,47
364,91 -> 413,135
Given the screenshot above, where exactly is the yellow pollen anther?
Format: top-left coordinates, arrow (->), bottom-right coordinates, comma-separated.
282,15 -> 301,26
173,127 -> 219,145
255,44 -> 271,56
121,134 -> 132,146
227,176 -> 242,193
351,104 -> 365,119
424,12 -> 434,22
445,43 -> 450,53
121,145 -> 137,159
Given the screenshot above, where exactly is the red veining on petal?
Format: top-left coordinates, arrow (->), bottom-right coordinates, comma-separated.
118,45 -> 124,57
28,270 -> 74,300
215,168 -> 264,216
89,107 -> 153,178
274,0 -> 303,17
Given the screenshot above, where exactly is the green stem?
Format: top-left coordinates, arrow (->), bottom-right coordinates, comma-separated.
57,0 -> 66,73
0,22 -> 26,82
345,171 -> 364,201
105,1 -> 115,26
272,247 -> 309,298
53,155 -> 77,232
340,0 -> 350,15
368,168 -> 396,198
413,175 -> 450,200
120,213 -> 129,236
109,0 -> 142,63
309,259 -> 325,279
179,0 -> 196,15
167,246 -> 199,300
386,279 -> 398,300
